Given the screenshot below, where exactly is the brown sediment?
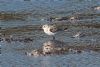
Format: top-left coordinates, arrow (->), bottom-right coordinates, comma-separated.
0,11 -> 31,21
77,13 -> 100,16
54,22 -> 100,29
0,25 -> 42,34
65,45 -> 100,52
73,13 -> 100,20
54,45 -> 100,54
48,13 -> 100,21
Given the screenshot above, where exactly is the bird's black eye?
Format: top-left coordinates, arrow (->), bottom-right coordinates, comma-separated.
47,45 -> 51,46
31,54 -> 34,55
43,25 -> 45,28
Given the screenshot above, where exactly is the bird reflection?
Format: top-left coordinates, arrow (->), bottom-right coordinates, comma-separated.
26,40 -> 69,56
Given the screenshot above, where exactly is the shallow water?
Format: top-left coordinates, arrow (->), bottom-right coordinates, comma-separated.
0,0 -> 100,67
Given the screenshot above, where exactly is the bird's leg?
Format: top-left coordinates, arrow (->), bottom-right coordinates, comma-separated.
52,36 -> 55,40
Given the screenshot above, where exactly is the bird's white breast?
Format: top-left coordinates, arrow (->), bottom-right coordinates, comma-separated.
43,27 -> 55,35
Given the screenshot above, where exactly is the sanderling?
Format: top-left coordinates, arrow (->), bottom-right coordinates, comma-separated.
42,24 -> 57,40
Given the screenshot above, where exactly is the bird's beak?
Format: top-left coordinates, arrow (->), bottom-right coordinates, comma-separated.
41,26 -> 43,29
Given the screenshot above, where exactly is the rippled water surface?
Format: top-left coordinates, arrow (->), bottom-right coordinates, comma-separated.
0,0 -> 100,67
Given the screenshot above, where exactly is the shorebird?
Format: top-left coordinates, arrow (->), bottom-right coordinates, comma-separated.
42,24 -> 57,40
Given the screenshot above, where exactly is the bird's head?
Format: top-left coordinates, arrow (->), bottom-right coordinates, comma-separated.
42,24 -> 49,29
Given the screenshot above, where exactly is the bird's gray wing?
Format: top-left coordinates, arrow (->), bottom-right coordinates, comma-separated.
50,27 -> 57,33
